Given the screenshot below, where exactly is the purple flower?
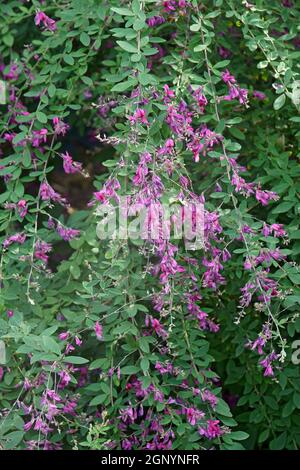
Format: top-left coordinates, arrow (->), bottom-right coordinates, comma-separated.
61,152 -> 82,174
218,46 -> 231,59
199,419 -> 223,439
56,224 -> 80,241
129,108 -> 149,126
63,400 -> 77,415
193,88 -> 208,113
222,69 -> 248,106
32,128 -> 48,147
95,321 -> 103,340
34,240 -> 52,263
3,232 -> 26,249
92,178 -> 121,205
155,362 -> 174,375
58,370 -> 71,388
17,199 -> 27,218
185,407 -> 205,426
53,117 -> 69,136
222,69 -> 236,85
147,16 -> 165,27
202,390 -> 218,409
40,181 -> 67,205
282,0 -> 293,7
255,188 -> 278,206
259,351 -> 278,377
35,12 -> 57,32
24,419 -> 35,432
253,90 -> 266,101
7,310 -> 14,318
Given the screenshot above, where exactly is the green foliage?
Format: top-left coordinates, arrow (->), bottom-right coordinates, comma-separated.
0,0 -> 299,451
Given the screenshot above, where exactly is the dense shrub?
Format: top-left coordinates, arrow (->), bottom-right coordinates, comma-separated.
0,0 -> 299,450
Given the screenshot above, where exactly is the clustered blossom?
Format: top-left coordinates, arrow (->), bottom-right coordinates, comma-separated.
145,315 -> 168,340
192,87 -> 208,113
34,240 -> 52,264
185,407 -> 205,426
262,223 -> 286,238
186,293 -> 219,332
163,0 -> 188,14
218,46 -> 231,59
34,11 -> 57,32
32,128 -> 48,147
4,199 -> 28,219
188,125 -> 223,162
221,69 -> 249,106
1,0 -> 296,452
52,117 -> 69,136
3,232 -> 26,249
229,158 -> 279,206
244,248 -> 286,270
259,351 -> 278,377
56,224 -> 80,241
247,323 -> 272,355
253,90 -> 266,100
94,321 -> 103,340
40,181 -> 68,206
92,178 -> 121,205
155,361 -> 174,375
147,16 -> 165,27
61,152 -> 82,174
129,108 -> 149,126
282,0 -> 294,7
199,419 -> 224,440
202,390 -> 218,409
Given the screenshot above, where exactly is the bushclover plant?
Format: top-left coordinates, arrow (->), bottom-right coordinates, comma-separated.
0,0 -> 299,450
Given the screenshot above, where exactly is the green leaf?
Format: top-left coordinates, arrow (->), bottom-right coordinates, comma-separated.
273,94 -> 286,110
12,132 -> 27,145
64,54 -> 75,66
293,393 -> 300,409
36,111 -> 47,124
111,7 -> 134,16
111,79 -> 137,92
3,34 -> 14,47
139,337 -> 150,353
42,336 -> 61,355
89,394 -> 107,406
121,366 -> 140,375
228,127 -> 245,140
272,202 -> 293,214
282,400 -> 294,417
0,192 -> 9,204
190,23 -> 201,32
100,382 -> 111,395
138,73 -> 153,86
2,431 -> 24,450
80,32 -> 91,47
290,230 -> 300,240
116,41 -> 138,53
81,76 -> 93,86
48,84 -> 56,98
258,429 -> 270,443
140,357 -> 149,372
70,264 -> 81,279
194,44 -> 207,52
215,399 -> 232,417
229,431 -> 249,441
64,356 -> 89,364
269,432 -> 287,450
133,19 -> 146,31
